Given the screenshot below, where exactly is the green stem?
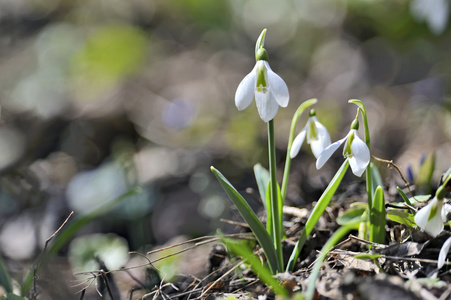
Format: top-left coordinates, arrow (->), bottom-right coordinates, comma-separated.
281,98 -> 318,201
268,120 -> 283,272
349,99 -> 373,237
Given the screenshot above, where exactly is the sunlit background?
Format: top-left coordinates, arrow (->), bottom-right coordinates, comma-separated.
0,0 -> 450,298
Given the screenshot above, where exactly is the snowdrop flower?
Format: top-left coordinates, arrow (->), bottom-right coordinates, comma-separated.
415,186 -> 447,237
290,109 -> 331,159
235,47 -> 289,123
316,119 -> 370,177
438,236 -> 451,269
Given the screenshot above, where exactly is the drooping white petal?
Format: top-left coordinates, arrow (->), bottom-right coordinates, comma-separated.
309,118 -> 331,158
255,87 -> 279,122
438,236 -> 451,269
348,131 -> 370,177
316,135 -> 347,170
414,197 -> 444,237
290,127 -> 307,159
235,65 -> 257,111
441,203 -> 451,222
264,61 -> 289,108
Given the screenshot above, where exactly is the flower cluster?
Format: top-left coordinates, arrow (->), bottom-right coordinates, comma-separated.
235,31 -> 371,177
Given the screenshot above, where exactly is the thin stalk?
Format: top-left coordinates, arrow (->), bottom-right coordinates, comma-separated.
349,100 -> 373,238
281,98 -> 317,201
268,119 -> 283,272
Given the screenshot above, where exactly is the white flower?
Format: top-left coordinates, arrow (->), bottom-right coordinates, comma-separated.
316,127 -> 370,177
235,60 -> 289,123
438,236 -> 451,269
414,196 -> 445,237
290,113 -> 331,159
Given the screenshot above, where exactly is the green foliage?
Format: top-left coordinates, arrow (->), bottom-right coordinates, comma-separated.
416,153 -> 436,194
222,238 -> 288,297
337,206 -> 367,225
397,187 -> 414,208
0,254 -> 13,293
305,218 -> 362,300
253,163 -> 270,210
0,293 -> 26,300
287,160 -> 349,271
211,167 -> 281,273
281,98 -> 318,200
387,210 -> 416,228
370,186 -> 386,244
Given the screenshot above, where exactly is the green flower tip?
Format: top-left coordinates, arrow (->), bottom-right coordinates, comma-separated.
436,185 -> 446,200
350,119 -> 359,130
255,28 -> 267,57
309,109 -> 316,117
255,47 -> 268,61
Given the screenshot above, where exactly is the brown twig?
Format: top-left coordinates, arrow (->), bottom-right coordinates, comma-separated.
371,155 -> 410,188
29,211 -> 74,300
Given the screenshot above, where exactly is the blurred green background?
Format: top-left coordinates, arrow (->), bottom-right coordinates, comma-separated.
0,0 -> 450,298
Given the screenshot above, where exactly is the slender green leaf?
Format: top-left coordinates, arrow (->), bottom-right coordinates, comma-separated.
0,293 -> 26,300
222,238 -> 288,297
211,167 -> 280,273
409,194 -> 431,204
370,163 -> 383,200
265,182 -> 273,239
281,98 -> 318,200
397,187 -> 413,207
267,120 -> 284,271
254,163 -> 270,210
416,152 -> 435,194
370,186 -> 386,244
354,254 -> 381,260
387,210 -> 416,228
286,160 -> 349,271
0,254 -> 13,293
337,207 -> 366,225
305,218 -> 362,300
21,187 -> 141,296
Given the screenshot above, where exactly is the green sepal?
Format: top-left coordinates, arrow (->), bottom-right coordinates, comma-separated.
255,28 -> 267,58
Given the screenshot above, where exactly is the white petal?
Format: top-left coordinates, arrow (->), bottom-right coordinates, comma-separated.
309,118 -> 331,158
255,88 -> 279,122
235,66 -> 256,111
414,197 -> 444,237
348,131 -> 370,177
290,128 -> 307,159
438,236 -> 451,269
316,136 -> 347,169
264,61 -> 289,107
441,203 -> 451,222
